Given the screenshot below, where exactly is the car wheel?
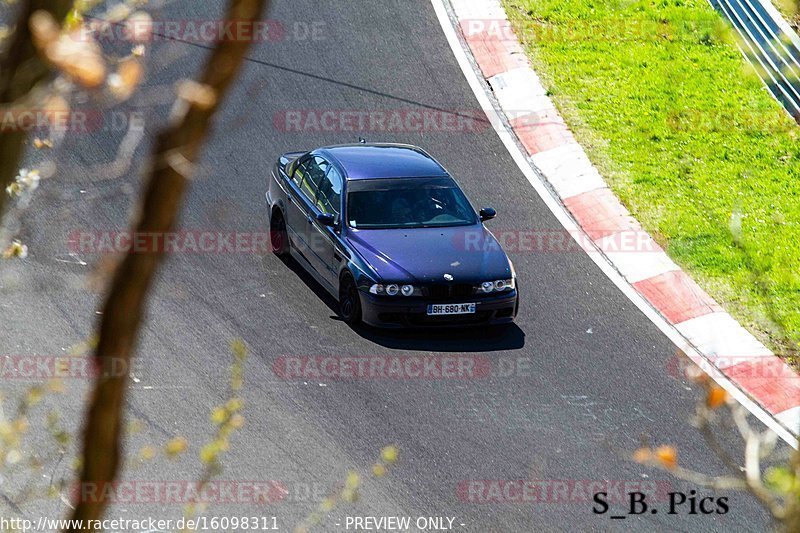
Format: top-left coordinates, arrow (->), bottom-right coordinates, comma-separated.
514,282 -> 520,318
270,209 -> 289,256
339,274 -> 362,326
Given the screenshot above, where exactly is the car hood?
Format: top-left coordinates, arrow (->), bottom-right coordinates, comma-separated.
347,225 -> 511,284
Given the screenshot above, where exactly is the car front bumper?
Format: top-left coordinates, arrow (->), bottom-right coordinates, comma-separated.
359,289 -> 519,329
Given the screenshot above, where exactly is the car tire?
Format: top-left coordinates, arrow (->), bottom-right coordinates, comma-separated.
339,274 -> 362,326
270,209 -> 289,256
514,282 -> 520,318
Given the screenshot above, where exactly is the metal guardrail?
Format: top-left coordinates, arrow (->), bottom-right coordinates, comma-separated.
711,0 -> 800,120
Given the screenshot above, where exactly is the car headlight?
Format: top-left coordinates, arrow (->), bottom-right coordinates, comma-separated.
477,279 -> 515,293
369,284 -> 385,295
370,283 -> 420,296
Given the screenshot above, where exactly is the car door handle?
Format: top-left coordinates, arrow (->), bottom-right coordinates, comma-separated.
287,193 -> 294,203
306,214 -> 313,224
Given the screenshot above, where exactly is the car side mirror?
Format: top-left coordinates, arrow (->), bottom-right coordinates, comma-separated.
479,207 -> 497,222
317,213 -> 337,227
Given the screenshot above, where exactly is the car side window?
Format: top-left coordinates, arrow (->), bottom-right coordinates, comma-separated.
315,166 -> 343,216
291,157 -> 309,187
299,156 -> 329,202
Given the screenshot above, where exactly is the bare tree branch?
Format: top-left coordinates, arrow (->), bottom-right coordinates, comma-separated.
694,411 -> 746,476
66,0 -> 268,527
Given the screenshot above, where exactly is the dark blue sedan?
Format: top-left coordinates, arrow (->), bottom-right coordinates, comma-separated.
266,143 -> 519,328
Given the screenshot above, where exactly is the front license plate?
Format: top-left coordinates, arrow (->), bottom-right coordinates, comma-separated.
427,303 -> 476,316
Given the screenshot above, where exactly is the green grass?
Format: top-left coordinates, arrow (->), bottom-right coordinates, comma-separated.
503,0 -> 800,361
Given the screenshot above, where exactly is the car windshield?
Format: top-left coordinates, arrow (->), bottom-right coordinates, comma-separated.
347,177 -> 478,229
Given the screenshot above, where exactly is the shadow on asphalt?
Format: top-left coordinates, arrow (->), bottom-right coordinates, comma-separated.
275,255 -> 526,353
356,323 -> 525,353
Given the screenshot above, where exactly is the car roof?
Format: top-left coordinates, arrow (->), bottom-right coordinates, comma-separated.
317,143 -> 449,180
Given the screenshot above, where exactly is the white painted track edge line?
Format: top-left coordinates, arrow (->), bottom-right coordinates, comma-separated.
431,0 -> 798,447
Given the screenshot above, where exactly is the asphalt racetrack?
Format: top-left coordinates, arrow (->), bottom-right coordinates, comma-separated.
0,0 -> 787,531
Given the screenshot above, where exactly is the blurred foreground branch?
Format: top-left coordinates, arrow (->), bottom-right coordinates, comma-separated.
67,0 -> 268,527
635,368 -> 800,531
0,0 -> 72,218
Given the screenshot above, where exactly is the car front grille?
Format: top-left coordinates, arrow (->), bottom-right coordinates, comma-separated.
425,283 -> 473,300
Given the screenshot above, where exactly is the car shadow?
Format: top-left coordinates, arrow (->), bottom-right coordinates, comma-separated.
275,255 -> 526,353
353,322 -> 526,352
276,254 -> 341,313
